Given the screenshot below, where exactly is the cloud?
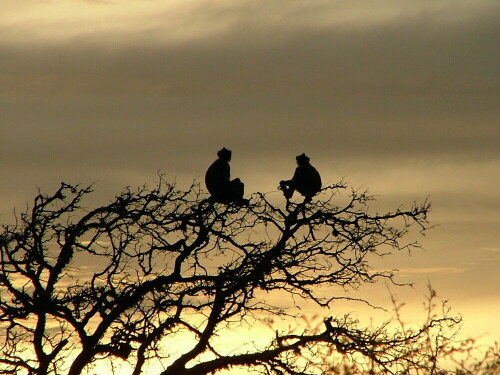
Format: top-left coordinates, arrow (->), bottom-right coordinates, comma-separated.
396,267 -> 468,275
482,247 -> 500,252
2,7 -> 499,166
0,0 -> 498,212
2,0 -> 499,97
0,1 -> 498,350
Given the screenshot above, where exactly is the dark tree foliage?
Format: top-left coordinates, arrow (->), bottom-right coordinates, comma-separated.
0,179 -> 489,375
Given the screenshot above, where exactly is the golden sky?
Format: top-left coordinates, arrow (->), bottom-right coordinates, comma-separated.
1,0 -> 499,359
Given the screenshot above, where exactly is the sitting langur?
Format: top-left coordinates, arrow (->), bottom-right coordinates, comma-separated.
280,153 -> 322,201
205,147 -> 248,205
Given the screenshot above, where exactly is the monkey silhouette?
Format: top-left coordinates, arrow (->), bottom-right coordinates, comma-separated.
280,153 -> 321,201
205,147 -> 248,205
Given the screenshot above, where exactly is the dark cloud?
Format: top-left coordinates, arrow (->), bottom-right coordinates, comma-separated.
2,1 -> 498,169
1,0 -> 498,196
0,2 -> 499,341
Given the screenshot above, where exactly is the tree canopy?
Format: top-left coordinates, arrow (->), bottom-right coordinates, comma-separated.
0,179 -> 497,375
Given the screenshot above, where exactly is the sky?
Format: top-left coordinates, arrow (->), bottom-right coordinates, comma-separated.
1,0 -> 499,359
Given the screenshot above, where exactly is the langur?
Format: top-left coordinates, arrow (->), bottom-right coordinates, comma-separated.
280,153 -> 322,201
205,147 -> 248,205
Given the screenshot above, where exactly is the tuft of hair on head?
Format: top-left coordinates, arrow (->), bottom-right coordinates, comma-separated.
296,153 -> 310,163
217,147 -> 232,159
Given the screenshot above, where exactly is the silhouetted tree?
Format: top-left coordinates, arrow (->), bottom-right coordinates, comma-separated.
0,178 -> 490,374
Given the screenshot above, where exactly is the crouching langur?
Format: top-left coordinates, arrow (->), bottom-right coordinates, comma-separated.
205,147 -> 248,205
280,153 -> 322,201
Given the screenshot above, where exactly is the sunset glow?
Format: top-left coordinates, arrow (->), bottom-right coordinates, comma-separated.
1,1 -> 499,374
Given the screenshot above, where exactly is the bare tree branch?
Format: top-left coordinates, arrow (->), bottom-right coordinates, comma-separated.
0,178 -> 489,375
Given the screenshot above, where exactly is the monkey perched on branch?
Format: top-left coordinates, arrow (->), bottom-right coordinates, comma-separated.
280,153 -> 322,202
205,147 -> 249,206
